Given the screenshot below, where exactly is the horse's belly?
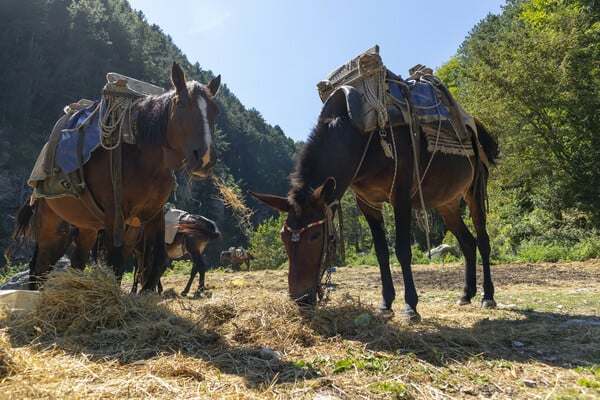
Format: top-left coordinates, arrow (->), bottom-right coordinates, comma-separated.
45,197 -> 104,230
413,156 -> 474,208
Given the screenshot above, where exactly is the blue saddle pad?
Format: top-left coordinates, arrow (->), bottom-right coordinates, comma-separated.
55,101 -> 101,174
388,80 -> 449,119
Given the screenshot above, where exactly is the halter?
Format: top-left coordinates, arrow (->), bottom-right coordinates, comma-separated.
284,200 -> 343,303
283,219 -> 326,242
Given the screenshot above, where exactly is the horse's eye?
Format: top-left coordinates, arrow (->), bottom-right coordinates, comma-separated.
310,231 -> 321,241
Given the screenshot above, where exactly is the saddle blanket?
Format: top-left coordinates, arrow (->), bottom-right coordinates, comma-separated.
55,101 -> 101,175
387,79 -> 449,122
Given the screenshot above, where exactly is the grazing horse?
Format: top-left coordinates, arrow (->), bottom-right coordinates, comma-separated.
14,63 -> 221,290
220,247 -> 255,271
131,211 -> 221,296
250,85 -> 498,322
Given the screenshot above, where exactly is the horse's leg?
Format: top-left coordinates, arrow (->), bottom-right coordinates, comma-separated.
140,212 -> 168,292
192,252 -> 207,297
130,249 -> 141,293
106,235 -> 125,284
181,264 -> 196,296
29,202 -> 70,289
28,245 -> 40,290
70,228 -> 97,270
438,198 -> 478,306
356,198 -> 397,316
392,195 -> 421,322
465,189 -> 496,308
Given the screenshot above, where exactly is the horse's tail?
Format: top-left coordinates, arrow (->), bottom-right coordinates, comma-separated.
12,198 -> 38,241
474,119 -> 499,166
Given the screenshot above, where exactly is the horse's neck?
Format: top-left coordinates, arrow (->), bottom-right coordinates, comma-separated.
124,144 -> 166,174
300,132 -> 369,202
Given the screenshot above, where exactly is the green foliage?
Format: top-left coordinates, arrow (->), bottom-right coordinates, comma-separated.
248,213 -> 287,270
0,263 -> 27,285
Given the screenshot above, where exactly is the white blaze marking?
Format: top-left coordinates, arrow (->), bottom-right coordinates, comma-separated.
196,96 -> 212,167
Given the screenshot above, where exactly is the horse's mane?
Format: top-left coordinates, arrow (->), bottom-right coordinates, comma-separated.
287,117 -> 349,206
135,81 -> 206,146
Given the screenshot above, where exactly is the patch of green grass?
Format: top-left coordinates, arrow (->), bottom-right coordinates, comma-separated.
333,352 -> 390,374
0,263 -> 27,284
370,380 -> 408,398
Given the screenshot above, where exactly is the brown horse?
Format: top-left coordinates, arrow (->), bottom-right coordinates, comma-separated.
14,62 -> 221,290
130,211 -> 221,296
220,247 -> 255,271
250,85 -> 498,322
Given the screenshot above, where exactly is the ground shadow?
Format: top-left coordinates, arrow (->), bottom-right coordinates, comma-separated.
305,303 -> 600,369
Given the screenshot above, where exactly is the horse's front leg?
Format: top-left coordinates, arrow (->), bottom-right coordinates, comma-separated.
139,212 -> 168,292
392,198 -> 421,323
356,198 -> 396,315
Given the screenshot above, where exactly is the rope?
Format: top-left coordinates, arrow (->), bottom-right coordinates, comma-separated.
99,95 -> 141,150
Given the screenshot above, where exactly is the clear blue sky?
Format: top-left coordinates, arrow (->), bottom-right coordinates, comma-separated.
127,0 -> 506,142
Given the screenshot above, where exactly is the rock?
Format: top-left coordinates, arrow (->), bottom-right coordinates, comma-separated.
428,244 -> 455,260
259,348 -> 283,361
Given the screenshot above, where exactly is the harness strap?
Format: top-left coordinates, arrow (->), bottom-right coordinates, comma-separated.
110,144 -> 124,247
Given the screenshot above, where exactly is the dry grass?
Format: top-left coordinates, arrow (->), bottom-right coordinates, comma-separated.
0,261 -> 599,399
211,175 -> 253,234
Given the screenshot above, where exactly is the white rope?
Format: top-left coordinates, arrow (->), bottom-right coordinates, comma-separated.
99,95 -> 141,150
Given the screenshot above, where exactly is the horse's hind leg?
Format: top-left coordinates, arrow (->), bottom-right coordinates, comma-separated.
70,228 -> 98,270
181,265 -> 197,296
192,252 -> 207,297
465,190 -> 496,308
29,201 -> 71,289
438,199 -> 478,306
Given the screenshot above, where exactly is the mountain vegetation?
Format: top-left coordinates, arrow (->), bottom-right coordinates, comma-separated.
1,0 -> 599,273
0,0 -> 296,266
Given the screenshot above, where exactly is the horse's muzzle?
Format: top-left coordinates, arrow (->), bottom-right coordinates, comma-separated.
189,147 -> 216,178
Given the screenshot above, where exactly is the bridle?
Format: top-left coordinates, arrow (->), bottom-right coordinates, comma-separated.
283,200 -> 343,303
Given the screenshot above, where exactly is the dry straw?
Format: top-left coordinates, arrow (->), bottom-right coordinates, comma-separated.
0,262 -> 598,398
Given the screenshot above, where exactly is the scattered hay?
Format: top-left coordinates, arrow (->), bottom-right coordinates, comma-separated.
211,175 -> 254,233
0,262 -> 598,399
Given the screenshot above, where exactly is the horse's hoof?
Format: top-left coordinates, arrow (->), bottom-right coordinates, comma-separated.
482,299 -> 497,309
180,291 -> 188,297
402,310 -> 421,324
457,297 -> 472,306
378,308 -> 394,320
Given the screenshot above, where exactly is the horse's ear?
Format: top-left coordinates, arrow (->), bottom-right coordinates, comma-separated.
313,177 -> 337,204
206,75 -> 221,98
171,62 -> 189,99
249,191 -> 291,213
319,86 -> 364,132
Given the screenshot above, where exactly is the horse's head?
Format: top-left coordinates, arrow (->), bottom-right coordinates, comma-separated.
250,177 -> 337,306
167,62 -> 221,178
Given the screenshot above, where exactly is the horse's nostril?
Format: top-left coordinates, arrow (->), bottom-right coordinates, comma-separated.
193,150 -> 200,161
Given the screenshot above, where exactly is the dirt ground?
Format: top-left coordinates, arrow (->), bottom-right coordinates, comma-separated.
159,259 -> 600,307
